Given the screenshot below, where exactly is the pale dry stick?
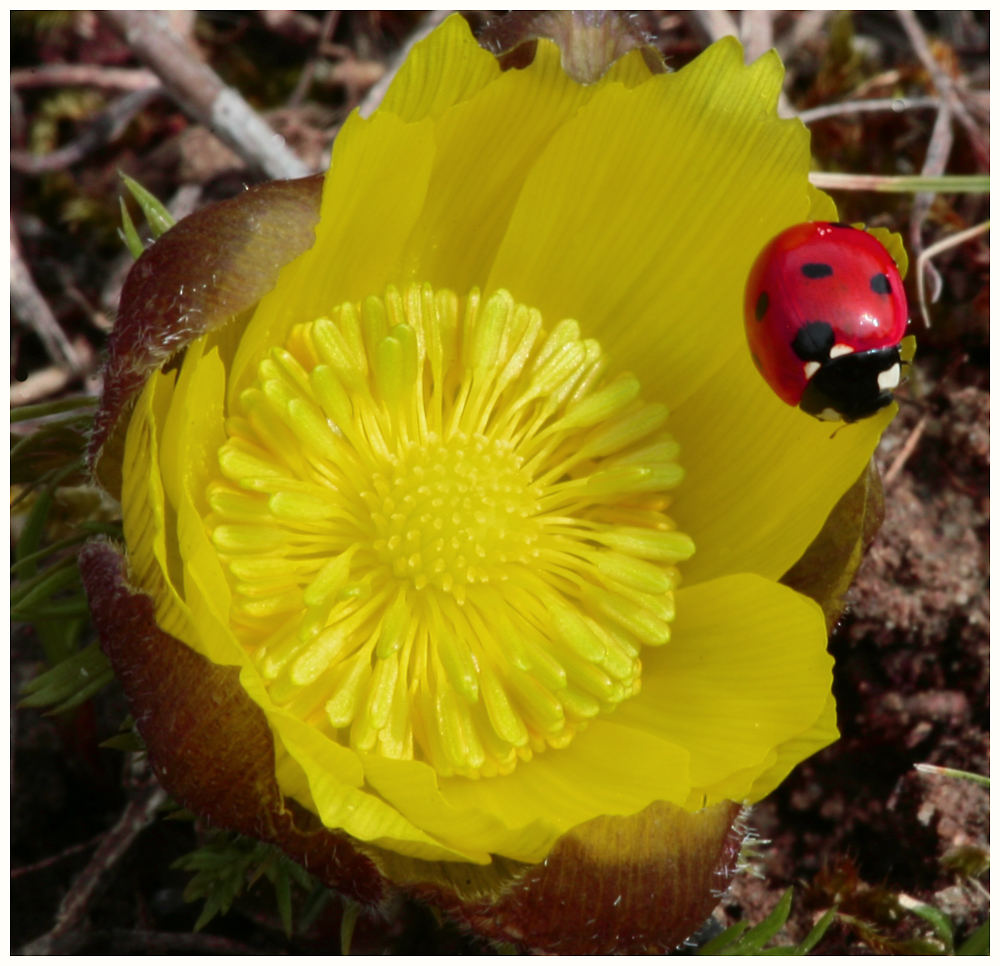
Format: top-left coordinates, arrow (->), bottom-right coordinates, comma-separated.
259,8 -> 322,45
896,10 -> 988,161
807,172 -> 985,192
358,10 -> 453,119
691,9 -> 739,44
909,102 -> 955,314
883,413 -> 929,487
11,832 -> 108,880
10,216 -> 83,375
740,9 -> 773,65
10,64 -> 159,92
20,779 -> 168,955
775,9 -> 829,61
98,10 -> 310,179
10,86 -> 162,175
9,338 -> 97,407
287,10 -> 340,107
798,96 -> 939,125
914,220 -> 991,330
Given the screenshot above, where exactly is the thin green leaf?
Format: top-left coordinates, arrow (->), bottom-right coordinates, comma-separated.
274,871 -> 294,937
11,561 -> 80,609
14,485 -> 56,570
119,196 -> 146,258
793,906 -> 839,955
10,395 -> 97,424
193,895 -> 225,932
731,889 -> 795,954
956,919 -> 989,956
901,898 -> 954,953
100,730 -> 147,752
809,172 -> 990,194
19,640 -> 112,710
48,667 -> 115,715
12,597 -> 93,622
298,886 -> 332,933
915,763 -> 990,788
120,171 -> 175,237
341,898 -> 361,956
698,921 -> 751,955
9,429 -> 88,479
11,533 -> 89,577
174,834 -> 314,935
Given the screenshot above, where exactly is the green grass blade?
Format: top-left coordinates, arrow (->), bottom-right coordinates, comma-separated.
697,921 -> 750,955
120,171 -> 175,237
956,919 -> 989,955
119,196 -> 146,258
793,906 -> 838,955
11,395 -> 97,424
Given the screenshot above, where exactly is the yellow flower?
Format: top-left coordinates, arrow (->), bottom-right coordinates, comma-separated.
84,14 -> 896,952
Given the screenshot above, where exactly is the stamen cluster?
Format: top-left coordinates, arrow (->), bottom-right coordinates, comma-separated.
208,284 -> 693,778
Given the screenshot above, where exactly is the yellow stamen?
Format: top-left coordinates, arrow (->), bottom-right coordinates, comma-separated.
207,284 -> 694,778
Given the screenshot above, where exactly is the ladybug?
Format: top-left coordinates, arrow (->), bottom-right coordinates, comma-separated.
744,221 -> 909,423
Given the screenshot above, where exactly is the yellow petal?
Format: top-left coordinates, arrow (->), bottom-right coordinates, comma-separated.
377,13 -> 501,121
485,38 -> 813,409
122,368 -> 199,647
259,697 -> 481,863
744,691 -> 838,802
361,718 -> 690,863
398,40 -> 618,295
670,350 -> 894,583
229,111 -> 437,401
613,573 -> 834,802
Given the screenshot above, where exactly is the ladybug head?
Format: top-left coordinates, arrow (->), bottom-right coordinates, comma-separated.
799,345 -> 902,423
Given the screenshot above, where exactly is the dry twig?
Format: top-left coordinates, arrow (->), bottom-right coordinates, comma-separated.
359,10 -> 452,118
10,87 -> 162,175
740,10 -> 773,64
798,96 -> 940,125
909,102 -> 956,310
914,220 -> 991,329
896,11 -> 988,163
19,770 -> 167,955
11,832 -> 108,881
98,10 -> 310,179
287,10 -> 341,107
10,64 -> 159,92
9,337 -> 97,408
10,216 -> 84,375
883,414 -> 930,487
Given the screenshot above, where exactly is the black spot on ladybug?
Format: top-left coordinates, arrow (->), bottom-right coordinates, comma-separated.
870,273 -> 892,295
755,291 -> 769,321
791,321 -> 835,362
801,262 -> 834,279
750,350 -> 763,372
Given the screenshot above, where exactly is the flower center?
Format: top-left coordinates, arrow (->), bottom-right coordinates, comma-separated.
208,285 -> 694,779
367,434 -> 540,598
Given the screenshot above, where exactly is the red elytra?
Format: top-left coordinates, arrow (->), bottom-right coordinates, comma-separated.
744,221 -> 908,423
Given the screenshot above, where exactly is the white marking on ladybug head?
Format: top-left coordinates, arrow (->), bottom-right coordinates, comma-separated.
817,407 -> 842,422
878,362 -> 901,391
829,343 -> 853,359
803,361 -> 821,380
